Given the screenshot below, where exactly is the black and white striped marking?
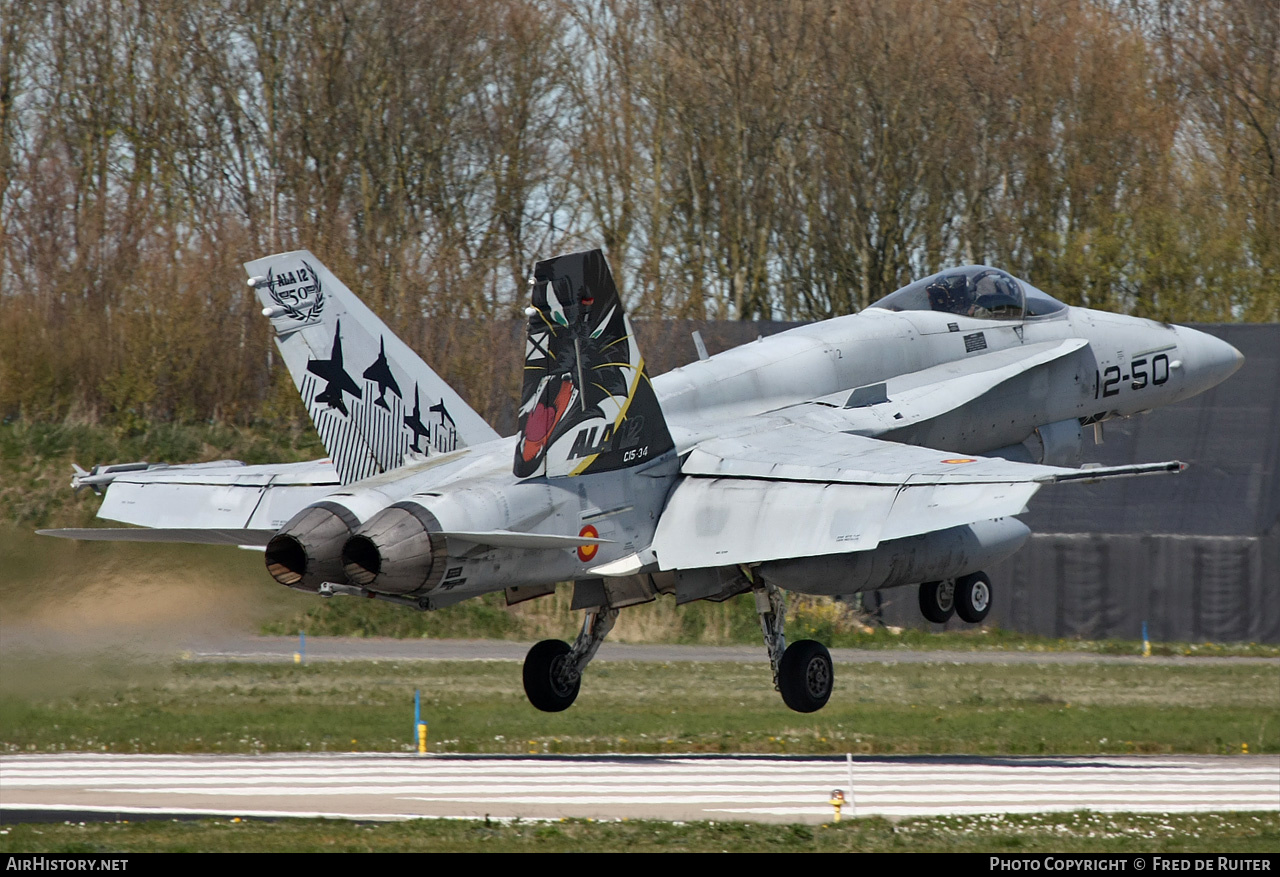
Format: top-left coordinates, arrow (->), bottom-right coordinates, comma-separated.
3,753 -> 1275,824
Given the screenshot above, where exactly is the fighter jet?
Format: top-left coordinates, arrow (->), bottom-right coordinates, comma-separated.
363,337 -> 402,411
40,249 -> 1244,713
307,322 -> 362,416
403,384 -> 432,454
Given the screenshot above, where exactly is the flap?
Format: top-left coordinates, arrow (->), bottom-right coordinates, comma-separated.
651,477 -> 1039,569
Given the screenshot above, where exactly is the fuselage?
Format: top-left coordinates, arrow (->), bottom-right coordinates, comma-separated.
656,305 -> 1241,453
287,298 -> 1241,605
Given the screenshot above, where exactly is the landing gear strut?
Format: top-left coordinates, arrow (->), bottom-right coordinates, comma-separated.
523,606 -> 618,712
754,580 -> 834,713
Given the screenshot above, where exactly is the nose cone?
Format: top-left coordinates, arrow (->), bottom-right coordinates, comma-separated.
1175,326 -> 1244,397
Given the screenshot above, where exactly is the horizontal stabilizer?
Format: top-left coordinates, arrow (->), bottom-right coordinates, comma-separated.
439,530 -> 614,549
37,528 -> 275,547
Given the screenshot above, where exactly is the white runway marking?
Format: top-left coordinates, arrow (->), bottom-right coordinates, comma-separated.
2,753 -> 1276,824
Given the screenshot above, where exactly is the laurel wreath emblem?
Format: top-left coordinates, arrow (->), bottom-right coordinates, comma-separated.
266,259 -> 326,323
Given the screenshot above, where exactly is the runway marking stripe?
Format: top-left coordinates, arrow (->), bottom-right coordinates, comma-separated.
9,754 -> 1251,765
707,804 -> 1280,816
54,787 -> 1272,806
4,754 -> 1274,822
6,774 -> 1272,788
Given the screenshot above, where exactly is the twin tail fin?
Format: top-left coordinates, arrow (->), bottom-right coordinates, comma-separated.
515,249 -> 674,478
245,251 -> 498,485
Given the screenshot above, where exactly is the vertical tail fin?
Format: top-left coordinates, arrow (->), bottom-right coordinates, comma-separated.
515,249 -> 674,478
245,251 -> 499,484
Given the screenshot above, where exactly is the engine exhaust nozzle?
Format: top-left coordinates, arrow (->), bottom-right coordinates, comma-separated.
264,502 -> 360,592
342,503 -> 443,595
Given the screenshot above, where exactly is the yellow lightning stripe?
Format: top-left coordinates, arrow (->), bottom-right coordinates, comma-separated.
569,357 -> 646,476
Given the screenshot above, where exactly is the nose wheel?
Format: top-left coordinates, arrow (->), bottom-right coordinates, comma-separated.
919,578 -> 955,623
753,579 -> 835,713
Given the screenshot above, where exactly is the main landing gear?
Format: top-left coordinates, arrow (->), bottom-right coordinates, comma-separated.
755,580 -> 834,713
523,606 -> 618,712
918,571 -> 992,624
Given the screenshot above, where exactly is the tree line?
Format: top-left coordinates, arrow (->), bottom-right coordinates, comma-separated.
0,0 -> 1275,427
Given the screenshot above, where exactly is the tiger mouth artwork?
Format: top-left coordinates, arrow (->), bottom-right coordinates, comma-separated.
513,250 -> 673,479
519,375 -> 577,465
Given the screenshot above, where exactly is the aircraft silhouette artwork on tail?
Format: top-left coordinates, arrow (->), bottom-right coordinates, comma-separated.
363,337 -> 402,411
428,399 -> 456,454
307,322 -> 362,416
40,248 -> 1244,715
403,385 -> 432,454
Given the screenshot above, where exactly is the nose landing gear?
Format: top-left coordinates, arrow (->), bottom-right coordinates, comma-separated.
754,579 -> 835,713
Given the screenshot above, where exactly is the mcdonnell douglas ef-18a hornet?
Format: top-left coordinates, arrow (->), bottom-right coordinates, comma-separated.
42,250 -> 1244,712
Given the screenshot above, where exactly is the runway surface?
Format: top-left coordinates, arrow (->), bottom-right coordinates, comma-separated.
3,753 -> 1276,824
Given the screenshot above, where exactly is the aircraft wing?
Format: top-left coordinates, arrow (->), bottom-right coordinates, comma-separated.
652,409 -> 1181,570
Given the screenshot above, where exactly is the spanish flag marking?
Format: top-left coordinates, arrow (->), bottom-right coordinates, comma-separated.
577,525 -> 600,563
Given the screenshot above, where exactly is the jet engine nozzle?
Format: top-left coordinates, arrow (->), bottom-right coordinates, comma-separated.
264,502 -> 361,592
342,503 -> 443,595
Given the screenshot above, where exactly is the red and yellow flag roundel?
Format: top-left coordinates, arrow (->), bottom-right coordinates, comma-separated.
577,525 -> 599,563
942,458 -> 977,464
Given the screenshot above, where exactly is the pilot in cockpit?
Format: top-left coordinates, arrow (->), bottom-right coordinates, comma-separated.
926,276 -> 976,316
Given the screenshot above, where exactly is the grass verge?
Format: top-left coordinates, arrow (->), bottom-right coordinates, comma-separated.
3,812 -> 1277,853
259,587 -> 1280,656
1,658 -> 1273,756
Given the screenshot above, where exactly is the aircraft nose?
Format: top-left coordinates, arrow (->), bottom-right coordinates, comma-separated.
1174,326 -> 1244,395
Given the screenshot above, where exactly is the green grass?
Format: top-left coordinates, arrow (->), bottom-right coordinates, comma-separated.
260,587 -> 1280,656
0,419 -> 325,529
1,658 -> 1274,756
3,811 -> 1277,853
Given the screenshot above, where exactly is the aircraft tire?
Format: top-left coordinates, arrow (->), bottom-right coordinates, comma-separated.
955,571 -> 992,624
523,639 -> 580,712
778,639 -> 833,713
919,579 -> 956,624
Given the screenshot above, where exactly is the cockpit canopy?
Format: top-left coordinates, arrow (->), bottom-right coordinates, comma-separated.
869,266 -> 1067,320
